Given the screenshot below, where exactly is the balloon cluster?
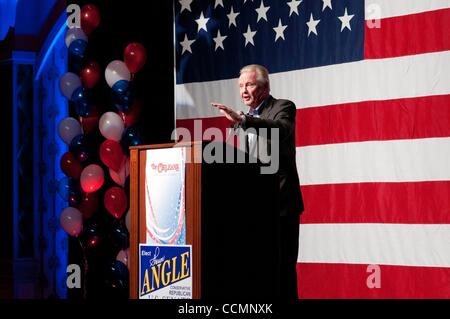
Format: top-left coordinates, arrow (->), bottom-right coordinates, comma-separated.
57,4 -> 147,292
105,43 -> 146,148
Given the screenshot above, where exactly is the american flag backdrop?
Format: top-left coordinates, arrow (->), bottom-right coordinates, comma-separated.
174,0 -> 450,298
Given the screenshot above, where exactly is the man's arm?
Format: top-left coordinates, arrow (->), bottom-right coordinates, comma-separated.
211,100 -> 296,139
244,100 -> 296,140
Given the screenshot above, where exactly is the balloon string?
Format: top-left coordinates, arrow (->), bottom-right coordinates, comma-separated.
78,238 -> 88,299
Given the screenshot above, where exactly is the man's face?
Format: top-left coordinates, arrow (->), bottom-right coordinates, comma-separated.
238,71 -> 268,108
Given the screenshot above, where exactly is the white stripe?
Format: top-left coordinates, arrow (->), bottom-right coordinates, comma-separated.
365,0 -> 450,19
176,51 -> 450,119
298,223 -> 450,268
297,137 -> 450,186
176,78 -> 246,120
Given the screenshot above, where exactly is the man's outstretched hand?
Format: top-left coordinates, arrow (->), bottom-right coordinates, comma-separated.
211,102 -> 244,123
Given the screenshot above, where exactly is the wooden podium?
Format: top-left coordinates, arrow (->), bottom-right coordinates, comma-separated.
129,141 -> 279,299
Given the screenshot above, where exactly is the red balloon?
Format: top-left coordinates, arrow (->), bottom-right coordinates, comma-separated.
79,192 -> 99,219
81,4 -> 101,35
60,152 -> 83,179
119,100 -> 142,128
86,234 -> 101,249
100,139 -> 124,171
80,61 -> 101,88
124,42 -> 147,73
109,156 -> 129,187
68,192 -> 81,207
79,105 -> 99,133
104,186 -> 127,219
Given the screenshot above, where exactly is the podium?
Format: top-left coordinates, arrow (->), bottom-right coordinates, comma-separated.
129,141 -> 279,299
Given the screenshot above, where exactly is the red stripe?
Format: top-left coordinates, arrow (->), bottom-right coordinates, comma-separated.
365,9 -> 450,59
297,262 -> 450,298
297,95 -> 450,147
300,181 -> 450,224
177,95 -> 450,147
176,117 -> 231,141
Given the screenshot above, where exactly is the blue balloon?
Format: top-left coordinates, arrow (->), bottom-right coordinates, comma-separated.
110,220 -> 129,250
121,126 -> 142,154
69,133 -> 90,162
81,221 -> 101,249
57,177 -> 70,201
71,86 -> 92,117
69,55 -> 84,72
112,79 -> 129,95
111,80 -> 133,112
68,39 -> 88,60
68,39 -> 88,71
57,177 -> 81,203
105,260 -> 129,290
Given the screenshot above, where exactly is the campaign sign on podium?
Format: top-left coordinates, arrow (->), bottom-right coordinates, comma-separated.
139,244 -> 192,299
145,147 -> 186,245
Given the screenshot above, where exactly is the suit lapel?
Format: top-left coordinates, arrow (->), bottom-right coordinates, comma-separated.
260,95 -> 274,119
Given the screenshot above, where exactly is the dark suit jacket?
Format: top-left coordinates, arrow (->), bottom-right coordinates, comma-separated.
237,95 -> 304,217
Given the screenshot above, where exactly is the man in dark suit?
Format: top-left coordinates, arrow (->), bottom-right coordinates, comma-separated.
212,64 -> 304,299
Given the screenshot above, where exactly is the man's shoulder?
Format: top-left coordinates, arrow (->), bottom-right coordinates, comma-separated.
270,96 -> 296,109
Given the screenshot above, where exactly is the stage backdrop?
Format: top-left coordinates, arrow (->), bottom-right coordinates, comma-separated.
174,0 -> 450,298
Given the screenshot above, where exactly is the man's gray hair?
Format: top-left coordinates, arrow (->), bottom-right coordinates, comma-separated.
239,64 -> 270,89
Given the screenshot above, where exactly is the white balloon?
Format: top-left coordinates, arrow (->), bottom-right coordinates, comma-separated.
65,27 -> 88,48
59,72 -> 81,99
80,164 -> 105,193
60,207 -> 83,237
125,210 -> 130,232
58,117 -> 82,144
99,112 -> 124,141
116,248 -> 129,268
105,60 -> 131,88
